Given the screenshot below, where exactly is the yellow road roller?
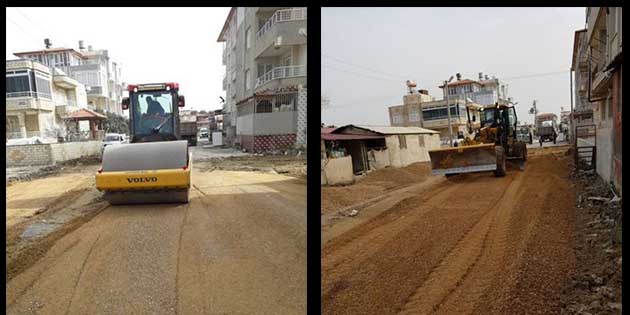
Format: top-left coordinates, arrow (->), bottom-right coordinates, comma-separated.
96,82 -> 191,204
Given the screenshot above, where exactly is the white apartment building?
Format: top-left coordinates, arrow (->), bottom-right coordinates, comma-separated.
218,7 -> 307,152
6,59 -> 88,140
13,41 -> 125,116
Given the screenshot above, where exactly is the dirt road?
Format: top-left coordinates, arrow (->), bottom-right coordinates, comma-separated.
6,167 -> 306,314
322,153 -> 576,315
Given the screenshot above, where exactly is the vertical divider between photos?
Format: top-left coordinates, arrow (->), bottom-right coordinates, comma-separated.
306,6 -> 322,314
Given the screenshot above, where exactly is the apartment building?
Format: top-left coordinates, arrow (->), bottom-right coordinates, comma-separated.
6,59 -> 88,140
388,74 -> 508,142
217,7 -> 307,152
571,29 -> 596,131
582,7 -> 622,195
13,40 -> 125,116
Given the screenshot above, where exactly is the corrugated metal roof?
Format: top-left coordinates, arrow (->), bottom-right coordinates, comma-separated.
355,125 -> 439,135
321,127 -> 336,134
321,133 -> 385,141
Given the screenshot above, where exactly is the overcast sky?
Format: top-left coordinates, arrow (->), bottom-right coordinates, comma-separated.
322,7 -> 587,126
6,7 -> 230,113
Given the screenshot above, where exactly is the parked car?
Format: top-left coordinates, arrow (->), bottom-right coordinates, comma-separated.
102,133 -> 126,150
199,127 -> 209,138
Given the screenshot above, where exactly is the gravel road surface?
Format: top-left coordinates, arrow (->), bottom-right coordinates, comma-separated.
322,153 -> 576,315
7,168 -> 306,315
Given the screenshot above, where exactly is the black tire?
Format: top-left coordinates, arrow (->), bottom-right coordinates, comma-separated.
553,136 -> 557,144
522,144 -> 528,162
494,146 -> 506,177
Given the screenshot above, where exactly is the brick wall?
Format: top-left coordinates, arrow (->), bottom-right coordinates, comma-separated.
6,144 -> 53,167
6,141 -> 102,168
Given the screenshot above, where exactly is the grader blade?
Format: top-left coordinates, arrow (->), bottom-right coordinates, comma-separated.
428,144 -> 497,175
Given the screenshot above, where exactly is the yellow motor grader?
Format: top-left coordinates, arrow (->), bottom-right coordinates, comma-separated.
428,102 -> 527,177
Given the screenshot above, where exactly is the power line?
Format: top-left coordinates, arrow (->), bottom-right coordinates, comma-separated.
322,63 -> 403,84
322,53 -> 412,80
501,70 -> 568,81
325,92 -> 403,110
15,8 -> 48,39
6,16 -> 41,45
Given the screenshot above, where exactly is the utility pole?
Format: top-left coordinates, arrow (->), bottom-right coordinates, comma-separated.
443,76 -> 454,147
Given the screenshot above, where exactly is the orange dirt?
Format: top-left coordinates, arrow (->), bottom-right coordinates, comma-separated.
321,162 -> 432,216
322,153 -> 576,315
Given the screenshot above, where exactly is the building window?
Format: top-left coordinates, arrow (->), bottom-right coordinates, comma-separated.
245,27 -> 251,49
392,114 -> 402,124
418,135 -> 425,147
422,106 -> 462,121
398,135 -> 407,149
6,74 -> 31,94
409,110 -> 419,122
256,100 -> 272,113
245,69 -> 251,91
34,75 -> 52,98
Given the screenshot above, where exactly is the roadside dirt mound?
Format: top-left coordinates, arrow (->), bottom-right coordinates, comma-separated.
195,155 -> 307,179
321,162 -> 431,216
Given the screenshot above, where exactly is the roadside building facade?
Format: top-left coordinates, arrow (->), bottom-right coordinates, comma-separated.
321,125 -> 441,185
388,74 -> 509,144
13,41 -> 125,116
582,7 -> 622,195
218,7 -> 307,152
6,59 -> 88,141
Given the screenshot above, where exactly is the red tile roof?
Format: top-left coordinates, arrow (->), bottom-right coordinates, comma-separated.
14,47 -> 86,59
65,108 -> 107,120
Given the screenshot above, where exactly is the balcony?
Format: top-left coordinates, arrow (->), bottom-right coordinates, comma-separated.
6,92 -> 54,111
255,65 -> 306,90
53,75 -> 79,90
87,86 -> 106,97
255,8 -> 307,58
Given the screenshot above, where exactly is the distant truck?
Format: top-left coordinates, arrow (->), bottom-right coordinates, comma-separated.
180,120 -> 198,146
535,113 -> 558,144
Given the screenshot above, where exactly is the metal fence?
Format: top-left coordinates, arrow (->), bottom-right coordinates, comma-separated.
255,65 -> 306,88
574,124 -> 597,171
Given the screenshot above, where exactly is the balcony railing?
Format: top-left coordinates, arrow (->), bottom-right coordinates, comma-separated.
256,7 -> 307,41
6,91 -> 52,99
255,65 -> 306,88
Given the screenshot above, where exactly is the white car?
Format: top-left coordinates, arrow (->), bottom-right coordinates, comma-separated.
103,133 -> 126,150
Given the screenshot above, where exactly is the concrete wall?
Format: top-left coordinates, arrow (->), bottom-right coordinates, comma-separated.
50,141 -> 102,163
369,149 -> 390,170
253,111 -> 297,135
323,156 -> 354,186
386,134 -> 441,168
7,140 -> 102,167
596,125 -> 613,184
237,114 -> 254,135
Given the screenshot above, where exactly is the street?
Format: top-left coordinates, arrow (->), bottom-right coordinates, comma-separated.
322,150 -> 576,314
6,147 -> 307,314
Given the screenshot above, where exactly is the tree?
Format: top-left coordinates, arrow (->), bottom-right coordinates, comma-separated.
96,109 -> 130,134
